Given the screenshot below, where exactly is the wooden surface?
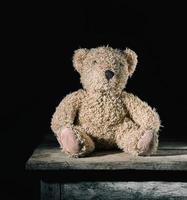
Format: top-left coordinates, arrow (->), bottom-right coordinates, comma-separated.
57,182 -> 187,200
26,134 -> 187,171
41,180 -> 60,200
26,135 -> 187,199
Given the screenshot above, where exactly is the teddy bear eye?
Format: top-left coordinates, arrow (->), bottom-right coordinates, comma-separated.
92,60 -> 97,65
119,63 -> 124,67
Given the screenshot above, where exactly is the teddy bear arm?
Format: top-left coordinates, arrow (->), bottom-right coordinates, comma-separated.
123,92 -> 161,132
51,90 -> 84,135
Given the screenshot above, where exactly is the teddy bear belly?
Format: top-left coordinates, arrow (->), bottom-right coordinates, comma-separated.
79,121 -> 118,149
77,105 -> 126,147
79,114 -> 123,130
78,106 -> 125,129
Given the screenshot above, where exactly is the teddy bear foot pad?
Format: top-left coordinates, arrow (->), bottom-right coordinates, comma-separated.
57,128 -> 81,155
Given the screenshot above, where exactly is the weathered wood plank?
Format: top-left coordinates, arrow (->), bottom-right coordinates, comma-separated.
61,182 -> 187,200
26,135 -> 187,171
41,180 -> 60,200
26,148 -> 187,171
62,182 -> 187,200
40,180 -> 187,200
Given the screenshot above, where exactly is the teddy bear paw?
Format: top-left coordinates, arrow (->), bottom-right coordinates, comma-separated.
57,128 -> 81,156
137,130 -> 155,156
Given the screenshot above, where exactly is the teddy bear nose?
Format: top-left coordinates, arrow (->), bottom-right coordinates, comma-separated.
105,70 -> 114,80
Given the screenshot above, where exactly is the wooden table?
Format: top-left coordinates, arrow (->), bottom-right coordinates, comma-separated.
26,134 -> 187,200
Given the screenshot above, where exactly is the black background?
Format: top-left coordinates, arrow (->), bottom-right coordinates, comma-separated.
1,1 -> 187,199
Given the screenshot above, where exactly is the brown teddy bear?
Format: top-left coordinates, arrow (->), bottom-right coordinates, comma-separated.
51,46 -> 161,157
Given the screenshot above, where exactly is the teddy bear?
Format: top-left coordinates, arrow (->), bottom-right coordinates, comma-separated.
51,46 -> 161,157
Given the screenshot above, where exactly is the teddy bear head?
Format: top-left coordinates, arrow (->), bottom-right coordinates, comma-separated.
73,46 -> 138,93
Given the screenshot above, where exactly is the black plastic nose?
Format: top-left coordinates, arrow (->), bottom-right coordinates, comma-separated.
105,70 -> 114,80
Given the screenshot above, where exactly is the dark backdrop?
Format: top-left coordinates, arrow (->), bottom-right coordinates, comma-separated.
1,1 -> 187,199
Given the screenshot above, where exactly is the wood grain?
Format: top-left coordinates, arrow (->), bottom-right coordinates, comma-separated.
62,181 -> 187,200
41,180 -> 60,200
26,135 -> 187,199
40,181 -> 187,200
26,135 -> 187,171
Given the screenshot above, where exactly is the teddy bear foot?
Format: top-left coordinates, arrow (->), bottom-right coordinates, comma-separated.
137,130 -> 155,156
57,128 -> 80,155
57,127 -> 95,157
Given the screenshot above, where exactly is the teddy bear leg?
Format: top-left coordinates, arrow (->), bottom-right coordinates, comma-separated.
137,129 -> 158,156
116,126 -> 158,156
56,126 -> 95,157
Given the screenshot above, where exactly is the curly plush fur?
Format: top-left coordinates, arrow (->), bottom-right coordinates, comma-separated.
51,46 -> 161,157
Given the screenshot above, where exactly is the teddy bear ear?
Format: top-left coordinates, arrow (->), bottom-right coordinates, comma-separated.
123,48 -> 138,77
73,48 -> 89,73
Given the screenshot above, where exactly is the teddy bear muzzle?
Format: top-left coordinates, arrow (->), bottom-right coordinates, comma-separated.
105,70 -> 114,80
